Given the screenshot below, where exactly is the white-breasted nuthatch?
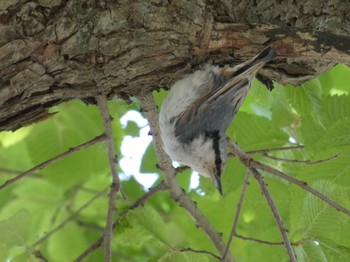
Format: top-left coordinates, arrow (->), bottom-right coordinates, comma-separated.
159,47 -> 276,194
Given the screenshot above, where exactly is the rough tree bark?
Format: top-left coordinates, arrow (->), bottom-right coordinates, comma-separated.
0,0 -> 349,131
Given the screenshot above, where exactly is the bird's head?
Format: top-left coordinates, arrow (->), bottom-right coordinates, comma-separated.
188,131 -> 227,195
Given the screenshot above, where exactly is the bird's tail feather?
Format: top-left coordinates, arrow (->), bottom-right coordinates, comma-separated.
253,46 -> 277,64
223,46 -> 276,78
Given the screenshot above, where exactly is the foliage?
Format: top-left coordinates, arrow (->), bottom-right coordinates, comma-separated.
0,65 -> 350,261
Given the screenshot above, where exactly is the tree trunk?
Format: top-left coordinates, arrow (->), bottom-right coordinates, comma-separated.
0,0 -> 349,131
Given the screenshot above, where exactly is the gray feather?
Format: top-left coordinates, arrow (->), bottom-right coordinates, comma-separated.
173,46 -> 276,145
174,74 -> 248,144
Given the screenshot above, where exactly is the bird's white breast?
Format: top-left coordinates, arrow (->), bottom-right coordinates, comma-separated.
158,65 -> 221,178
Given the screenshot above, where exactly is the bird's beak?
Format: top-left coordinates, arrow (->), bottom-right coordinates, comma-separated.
212,174 -> 223,195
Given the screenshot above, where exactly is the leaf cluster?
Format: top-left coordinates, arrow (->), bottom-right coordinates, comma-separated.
0,65 -> 350,261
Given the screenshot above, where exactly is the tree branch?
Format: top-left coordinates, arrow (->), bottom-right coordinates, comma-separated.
246,145 -> 304,155
235,234 -> 296,246
263,153 -> 339,165
137,93 -> 234,262
223,171 -> 251,261
76,220 -> 104,232
226,139 -> 350,217
32,188 -> 107,247
0,135 -> 105,191
249,168 -> 296,262
96,95 -> 121,262
0,167 -> 42,178
1,1 -> 349,131
74,181 -> 167,261
255,162 -> 350,217
180,247 -> 221,260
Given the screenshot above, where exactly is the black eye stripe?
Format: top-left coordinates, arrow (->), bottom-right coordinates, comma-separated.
205,130 -> 222,177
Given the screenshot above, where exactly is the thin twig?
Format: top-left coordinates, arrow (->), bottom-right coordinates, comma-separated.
222,171 -> 251,261
0,167 -> 33,175
263,153 -> 339,165
32,249 -> 48,262
0,167 -> 42,178
246,145 -> 304,155
180,247 -> 221,260
235,234 -> 297,246
254,162 -> 350,216
32,188 -> 107,247
96,95 -> 121,262
227,139 -> 350,217
175,166 -> 190,174
74,181 -> 167,261
75,186 -> 105,194
76,220 -> 105,232
0,135 -> 105,191
250,168 -> 296,262
137,93 -> 234,262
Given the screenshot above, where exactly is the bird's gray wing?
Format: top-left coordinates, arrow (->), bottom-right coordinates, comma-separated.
174,55 -> 267,130
175,47 -> 276,143
173,46 -> 276,144
174,75 -> 249,144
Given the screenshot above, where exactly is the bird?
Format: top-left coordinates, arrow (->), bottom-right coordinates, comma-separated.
159,46 -> 276,194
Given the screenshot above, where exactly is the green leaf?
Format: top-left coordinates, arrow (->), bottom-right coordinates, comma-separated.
249,79 -> 275,108
312,117 -> 350,152
240,78 -> 276,118
321,95 -> 350,128
153,88 -> 169,110
24,100 -> 120,188
116,223 -> 154,248
229,112 -> 289,151
73,188 -> 108,224
0,129 -> 33,172
47,222 -> 88,261
319,238 -> 350,261
117,205 -> 169,247
318,64 -> 350,95
122,177 -> 148,200
271,86 -> 297,127
299,95 -> 350,154
295,240 -> 327,262
124,120 -> 140,137
285,79 -> 324,127
0,127 -> 31,148
0,210 -> 31,258
159,250 -> 211,262
140,143 -> 158,173
1,64 -> 350,262
302,181 -> 348,239
220,157 -> 246,194
11,251 -> 36,262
